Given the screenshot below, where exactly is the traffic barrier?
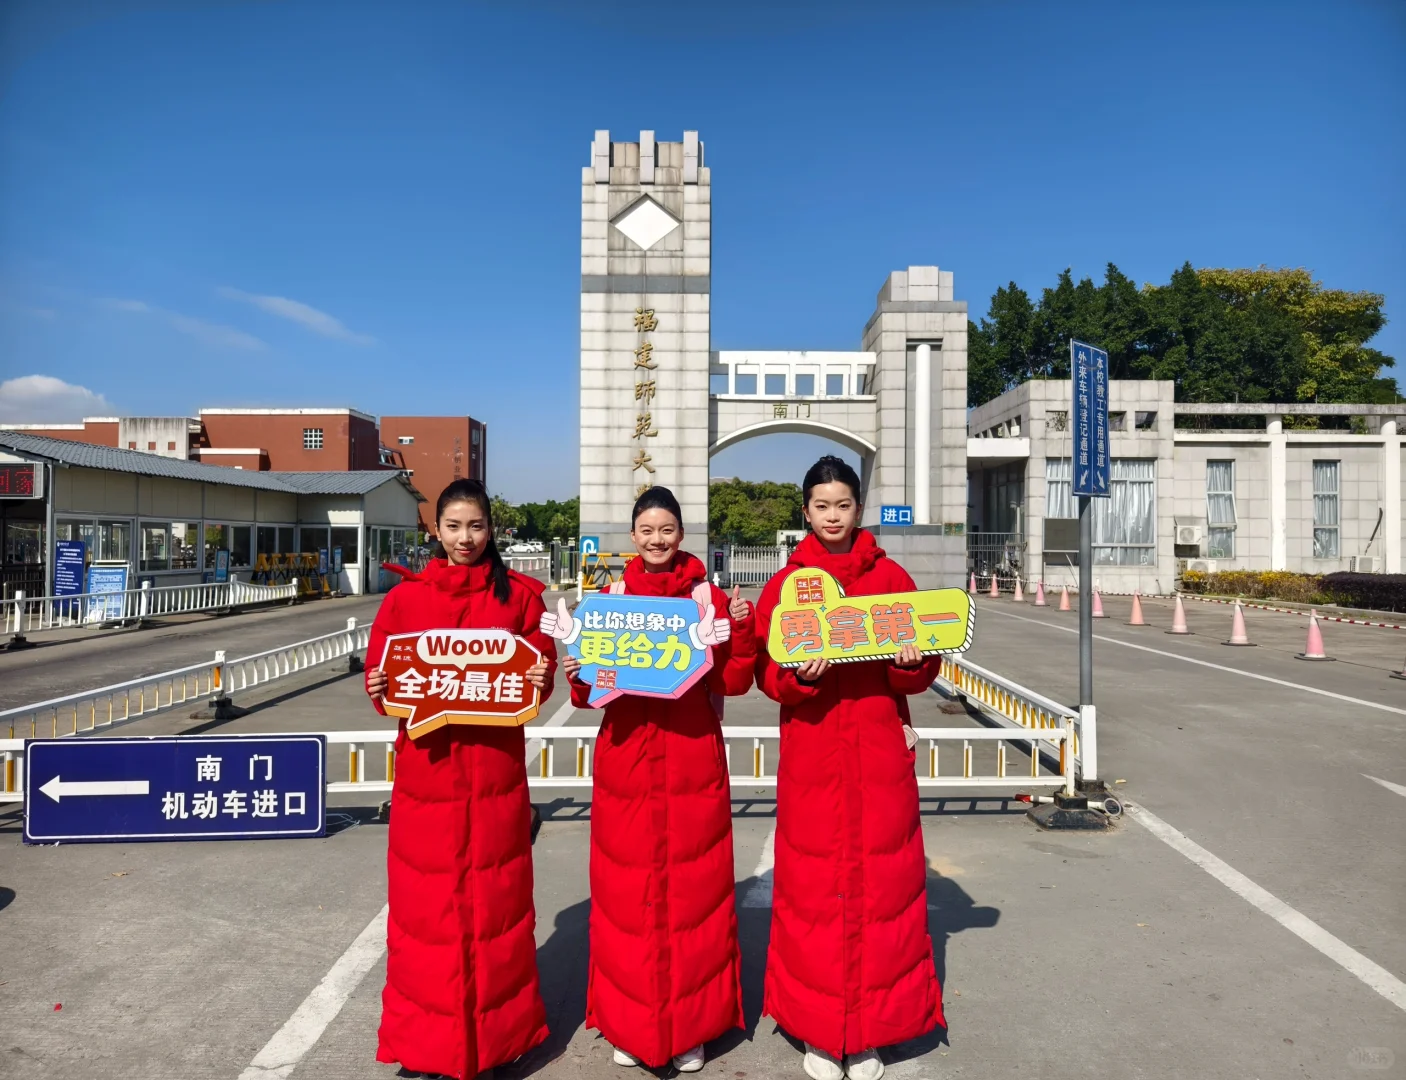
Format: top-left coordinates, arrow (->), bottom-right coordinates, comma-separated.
1091,588 -> 1107,619
1295,611 -> 1334,661
1012,576 -> 1024,602
1222,601 -> 1255,646
3,578 -> 300,646
504,555 -> 551,573
577,551 -> 638,597
0,719 -> 1076,806
1128,592 -> 1146,626
1167,594 -> 1191,634
0,617 -> 370,742
1058,585 -> 1071,612
1033,581 -> 1047,607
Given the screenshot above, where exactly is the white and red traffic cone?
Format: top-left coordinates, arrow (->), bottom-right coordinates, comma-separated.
1034,580 -> 1047,607
1295,610 -> 1334,661
1091,587 -> 1108,619
968,572 -> 977,596
1013,576 -> 1025,602
988,575 -> 1000,599
1222,600 -> 1256,646
1166,594 -> 1191,635
1058,585 -> 1071,612
1128,592 -> 1146,626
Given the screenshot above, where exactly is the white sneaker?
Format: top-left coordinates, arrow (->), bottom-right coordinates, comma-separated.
673,1044 -> 705,1072
803,1043 -> 845,1080
845,1048 -> 884,1080
611,1045 -> 641,1067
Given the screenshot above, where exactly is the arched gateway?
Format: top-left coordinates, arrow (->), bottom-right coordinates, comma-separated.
578,130 -> 969,587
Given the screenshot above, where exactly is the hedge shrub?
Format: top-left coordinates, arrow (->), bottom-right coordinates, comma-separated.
1179,569 -> 1406,611
1319,572 -> 1406,612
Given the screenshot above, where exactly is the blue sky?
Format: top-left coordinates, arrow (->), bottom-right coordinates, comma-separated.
1,0 -> 1402,501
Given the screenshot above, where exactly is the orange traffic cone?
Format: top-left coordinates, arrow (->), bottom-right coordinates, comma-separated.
968,572 -> 977,596
1128,592 -> 1146,626
1058,585 -> 1071,612
1166,594 -> 1191,635
988,575 -> 1000,598
1034,580 -> 1047,606
1222,601 -> 1256,646
1091,588 -> 1108,619
1295,611 -> 1335,661
1013,576 -> 1025,602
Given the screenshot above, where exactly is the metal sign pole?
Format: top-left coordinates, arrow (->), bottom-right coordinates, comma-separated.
1079,493 -> 1092,712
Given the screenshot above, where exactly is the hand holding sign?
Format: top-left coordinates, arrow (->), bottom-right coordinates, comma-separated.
564,592 -> 717,707
379,629 -> 543,739
690,581 -> 730,648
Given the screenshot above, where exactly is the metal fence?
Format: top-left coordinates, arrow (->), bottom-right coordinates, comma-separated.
0,617 -> 369,746
721,544 -> 789,587
3,578 -> 299,640
967,531 -> 1027,589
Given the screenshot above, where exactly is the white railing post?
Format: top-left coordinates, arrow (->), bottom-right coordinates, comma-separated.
7,590 -> 32,650
347,617 -> 364,673
1063,715 -> 1076,797
1079,703 -> 1098,785
138,579 -> 152,622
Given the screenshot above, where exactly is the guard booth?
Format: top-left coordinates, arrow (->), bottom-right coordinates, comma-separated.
0,453 -> 46,599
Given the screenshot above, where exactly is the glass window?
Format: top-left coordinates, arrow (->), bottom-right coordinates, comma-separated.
709,372 -> 729,395
171,523 -> 201,569
1109,412 -> 1127,431
204,524 -> 228,569
795,373 -> 815,396
825,372 -> 846,396
1313,460 -> 1339,559
734,372 -> 757,395
57,519 -> 97,551
331,526 -> 359,564
4,522 -> 44,565
303,428 -> 324,450
471,427 -> 481,445
397,435 -> 414,445
257,526 -> 279,556
139,522 -> 170,572
764,373 -> 787,395
299,526 -> 330,556
97,520 -> 132,562
1206,460 -> 1236,559
855,370 -> 872,395
167,440 -> 176,451
1045,459 -> 1156,565
1136,411 -> 1157,430
229,526 -> 252,568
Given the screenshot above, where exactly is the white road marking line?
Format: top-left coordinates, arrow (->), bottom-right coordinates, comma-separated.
524,699 -> 576,765
1364,774 -> 1406,799
1126,803 -> 1405,1013
237,904 -> 389,1079
741,824 -> 776,908
982,606 -> 1406,717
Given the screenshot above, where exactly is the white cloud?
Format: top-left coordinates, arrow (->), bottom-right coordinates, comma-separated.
217,286 -> 376,345
100,297 -> 265,351
0,375 -> 114,424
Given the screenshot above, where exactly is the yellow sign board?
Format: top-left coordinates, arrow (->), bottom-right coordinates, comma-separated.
766,568 -> 974,667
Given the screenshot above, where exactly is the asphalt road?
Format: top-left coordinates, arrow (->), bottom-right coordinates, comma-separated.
1,587 -> 1403,1079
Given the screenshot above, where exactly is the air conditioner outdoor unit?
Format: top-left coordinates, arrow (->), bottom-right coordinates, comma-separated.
1176,525 -> 1203,546
1187,559 -> 1218,573
1349,556 -> 1379,573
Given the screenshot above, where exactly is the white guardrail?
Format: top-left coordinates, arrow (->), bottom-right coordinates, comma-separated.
3,578 -> 300,640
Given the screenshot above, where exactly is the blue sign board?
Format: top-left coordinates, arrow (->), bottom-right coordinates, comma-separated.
564,593 -> 714,707
54,540 -> 86,598
880,505 -> 914,526
579,536 -> 600,557
318,548 -> 329,575
214,548 -> 230,583
332,547 -> 343,574
1070,340 -> 1110,498
24,735 -> 326,844
85,563 -> 129,621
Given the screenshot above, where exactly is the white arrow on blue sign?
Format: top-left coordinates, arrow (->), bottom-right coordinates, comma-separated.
1070,340 -> 1110,498
23,735 -> 326,844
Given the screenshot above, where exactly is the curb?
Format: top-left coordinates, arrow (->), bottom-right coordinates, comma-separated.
1184,595 -> 1406,632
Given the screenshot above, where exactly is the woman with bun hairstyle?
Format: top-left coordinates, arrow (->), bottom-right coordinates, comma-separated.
754,456 -> 944,1080
541,485 -> 755,1074
364,478 -> 556,1080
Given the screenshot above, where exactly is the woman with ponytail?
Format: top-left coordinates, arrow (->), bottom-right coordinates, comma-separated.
754,456 -> 944,1080
365,479 -> 556,1080
542,486 -> 755,1074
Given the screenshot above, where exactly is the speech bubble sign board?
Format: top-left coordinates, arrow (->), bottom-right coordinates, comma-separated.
379,629 -> 543,740
766,568 -> 974,667
565,593 -> 713,707
23,735 -> 326,844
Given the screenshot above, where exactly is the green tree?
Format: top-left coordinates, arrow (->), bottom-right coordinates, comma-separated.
491,495 -> 523,538
512,497 -> 580,541
708,479 -> 803,546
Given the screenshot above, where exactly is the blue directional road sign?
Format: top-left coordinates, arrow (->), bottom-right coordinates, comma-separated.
1070,340 -> 1110,498
24,735 -> 326,844
579,536 -> 600,556
880,505 -> 914,526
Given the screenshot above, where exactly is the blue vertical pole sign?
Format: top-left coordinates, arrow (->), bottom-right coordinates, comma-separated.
1070,339 -> 1109,788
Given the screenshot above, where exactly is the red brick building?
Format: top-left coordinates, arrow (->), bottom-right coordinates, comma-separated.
379,417 -> 488,530
197,408 -> 384,471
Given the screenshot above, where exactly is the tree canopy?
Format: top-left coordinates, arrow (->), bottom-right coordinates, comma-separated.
708,478 -> 804,546
968,264 -> 1396,409
497,496 -> 579,541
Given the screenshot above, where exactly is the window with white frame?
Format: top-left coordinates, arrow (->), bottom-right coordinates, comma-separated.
1045,458 -> 1157,565
303,428 -> 324,450
1312,460 -> 1339,558
1205,460 -> 1236,559
397,435 -> 414,445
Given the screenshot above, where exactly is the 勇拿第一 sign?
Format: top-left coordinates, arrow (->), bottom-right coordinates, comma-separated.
543,586 -> 724,707
766,568 -> 974,667
379,629 -> 543,740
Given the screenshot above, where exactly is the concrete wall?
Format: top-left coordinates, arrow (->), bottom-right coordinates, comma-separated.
118,417 -> 194,458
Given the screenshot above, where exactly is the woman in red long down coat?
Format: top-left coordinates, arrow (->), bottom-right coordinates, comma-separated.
541,486 -> 755,1074
755,456 -> 945,1080
365,479 -> 556,1080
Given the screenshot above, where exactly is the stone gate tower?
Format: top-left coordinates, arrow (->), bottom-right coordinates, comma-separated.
578,130 -> 711,556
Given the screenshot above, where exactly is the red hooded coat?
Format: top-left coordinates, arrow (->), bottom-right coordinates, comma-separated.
569,552 -> 755,1067
366,557 -> 556,1079
754,531 -> 945,1058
